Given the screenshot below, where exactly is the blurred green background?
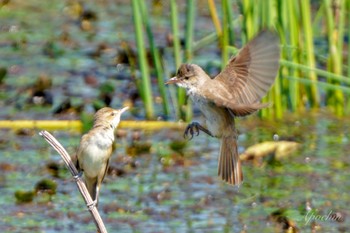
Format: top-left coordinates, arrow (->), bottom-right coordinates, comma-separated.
0,0 -> 349,232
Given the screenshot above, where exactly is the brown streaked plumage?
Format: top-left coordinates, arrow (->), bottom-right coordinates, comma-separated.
166,30 -> 280,185
76,106 -> 128,206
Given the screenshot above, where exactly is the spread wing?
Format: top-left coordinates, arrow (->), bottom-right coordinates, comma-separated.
201,83 -> 270,116
214,30 -> 280,107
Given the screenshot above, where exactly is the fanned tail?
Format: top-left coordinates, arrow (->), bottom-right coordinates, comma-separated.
218,135 -> 243,185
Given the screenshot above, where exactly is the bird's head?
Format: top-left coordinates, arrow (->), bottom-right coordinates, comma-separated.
93,106 -> 128,129
166,64 -> 209,91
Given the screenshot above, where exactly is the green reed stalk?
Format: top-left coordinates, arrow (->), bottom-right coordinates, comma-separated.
337,0 -> 345,71
138,0 -> 170,117
258,0 -> 270,118
261,0 -> 283,119
272,38 -> 283,118
324,0 -> 344,116
185,0 -> 195,61
241,0 -> 255,42
183,0 -> 196,121
286,76 -> 350,94
285,0 -> 300,112
272,68 -> 283,119
281,60 -> 350,84
260,0 -> 272,27
345,12 -> 350,115
348,23 -> 350,117
131,0 -> 154,119
170,0 -> 183,119
170,1 -> 182,69
275,1 -> 289,113
208,0 -> 222,37
348,0 -> 350,78
221,0 -> 230,68
223,0 -> 235,44
300,0 -> 320,108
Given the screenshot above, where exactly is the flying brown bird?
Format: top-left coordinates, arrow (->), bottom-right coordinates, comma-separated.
166,30 -> 280,185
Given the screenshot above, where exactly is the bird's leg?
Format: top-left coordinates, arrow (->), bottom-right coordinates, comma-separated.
184,122 -> 213,139
87,183 -> 99,209
95,186 -> 100,208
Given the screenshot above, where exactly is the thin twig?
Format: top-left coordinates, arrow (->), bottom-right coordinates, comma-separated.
39,130 -> 108,233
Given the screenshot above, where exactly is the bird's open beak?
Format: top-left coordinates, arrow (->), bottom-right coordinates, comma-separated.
165,77 -> 179,85
119,106 -> 129,114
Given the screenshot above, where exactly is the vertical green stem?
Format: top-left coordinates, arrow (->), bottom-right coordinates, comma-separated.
138,0 -> 170,117
223,0 -> 235,44
208,0 -> 222,37
276,0 -> 289,114
170,0 -> 182,119
272,23 -> 285,120
185,0 -> 195,61
324,0 -> 344,116
300,0 -> 320,108
131,0 -> 154,119
170,0 -> 182,69
241,0 -> 254,42
348,0 -> 350,79
336,0 -> 345,68
348,0 -> 350,116
221,0 -> 230,68
260,0 -> 282,119
286,0 -> 300,112
183,0 -> 196,121
260,0 -> 272,28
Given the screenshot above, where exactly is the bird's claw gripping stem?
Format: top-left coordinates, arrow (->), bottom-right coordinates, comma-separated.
73,171 -> 83,180
87,199 -> 97,210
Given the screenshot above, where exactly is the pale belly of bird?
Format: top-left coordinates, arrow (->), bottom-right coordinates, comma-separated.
190,94 -> 233,138
82,132 -> 113,178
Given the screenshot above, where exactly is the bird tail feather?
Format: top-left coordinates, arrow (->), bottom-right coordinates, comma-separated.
218,135 -> 243,185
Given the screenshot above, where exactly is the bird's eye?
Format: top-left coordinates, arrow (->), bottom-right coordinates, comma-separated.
184,76 -> 190,80
111,113 -> 115,116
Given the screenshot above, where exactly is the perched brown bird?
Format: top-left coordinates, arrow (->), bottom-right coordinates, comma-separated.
166,30 -> 280,185
76,107 -> 128,206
